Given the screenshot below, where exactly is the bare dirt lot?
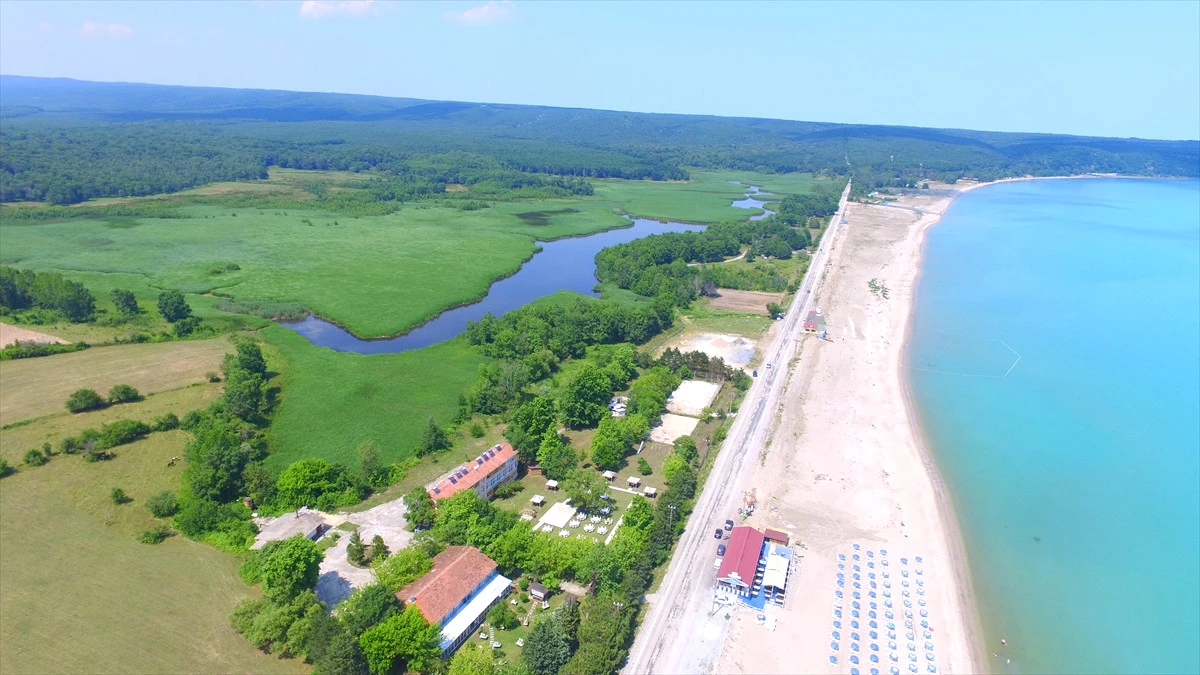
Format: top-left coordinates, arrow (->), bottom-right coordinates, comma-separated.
705,289 -> 784,315
671,333 -> 758,368
0,322 -> 68,348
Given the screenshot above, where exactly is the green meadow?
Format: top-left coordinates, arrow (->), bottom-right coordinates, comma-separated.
0,386 -> 300,675
262,326 -> 489,471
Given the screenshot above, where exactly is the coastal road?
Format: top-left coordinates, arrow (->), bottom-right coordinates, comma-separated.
623,180 -> 852,674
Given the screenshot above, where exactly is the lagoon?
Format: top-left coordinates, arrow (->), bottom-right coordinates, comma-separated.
280,217 -> 703,353
908,179 -> 1200,674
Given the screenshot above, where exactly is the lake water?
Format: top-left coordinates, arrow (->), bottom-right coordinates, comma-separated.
907,179 -> 1200,674
279,217 -> 703,353
280,184 -> 774,353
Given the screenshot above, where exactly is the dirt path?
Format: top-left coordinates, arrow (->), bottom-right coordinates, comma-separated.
0,322 -> 68,348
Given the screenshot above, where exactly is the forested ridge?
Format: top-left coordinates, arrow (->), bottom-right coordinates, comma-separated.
2,75 -> 1196,204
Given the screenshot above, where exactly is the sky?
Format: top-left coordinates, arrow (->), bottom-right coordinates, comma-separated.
1,1 -> 1197,141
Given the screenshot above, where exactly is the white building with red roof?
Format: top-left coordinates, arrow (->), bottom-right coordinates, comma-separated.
715,526 -> 766,597
397,546 -> 512,655
428,443 -> 518,502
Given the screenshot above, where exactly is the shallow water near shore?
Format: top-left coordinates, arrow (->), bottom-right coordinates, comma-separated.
908,179 -> 1200,674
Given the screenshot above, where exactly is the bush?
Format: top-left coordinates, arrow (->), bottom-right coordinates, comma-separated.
238,550 -> 264,584
107,384 -> 141,404
469,422 -> 486,438
146,491 -> 179,518
66,388 -> 106,413
637,457 -> 653,476
23,448 -> 47,466
98,419 -> 151,448
493,481 -> 524,499
138,525 -> 173,544
180,409 -> 203,431
0,458 -> 13,477
110,487 -> 130,504
488,600 -> 519,630
152,412 -> 180,432
58,437 -> 78,454
206,371 -> 221,383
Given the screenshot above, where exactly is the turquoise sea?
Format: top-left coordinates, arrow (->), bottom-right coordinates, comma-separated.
907,179 -> 1200,674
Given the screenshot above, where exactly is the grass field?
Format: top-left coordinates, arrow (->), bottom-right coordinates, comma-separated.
0,383 -> 221,464
0,387 -> 301,675
0,337 -> 232,425
262,326 -> 489,472
0,169 -> 825,338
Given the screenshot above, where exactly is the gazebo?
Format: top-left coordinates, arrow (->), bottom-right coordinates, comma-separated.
530,494 -> 545,506
602,470 -> 616,482
642,486 -> 658,498
627,476 -> 641,487
545,479 -> 559,491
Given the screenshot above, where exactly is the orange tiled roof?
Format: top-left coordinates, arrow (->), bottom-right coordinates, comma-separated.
428,443 -> 516,501
397,546 -> 498,625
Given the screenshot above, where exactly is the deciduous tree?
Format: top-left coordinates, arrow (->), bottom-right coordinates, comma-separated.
260,535 -> 324,604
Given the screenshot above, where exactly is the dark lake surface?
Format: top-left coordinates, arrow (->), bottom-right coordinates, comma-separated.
730,185 -> 776,220
279,186 -> 767,354
279,217 -> 704,353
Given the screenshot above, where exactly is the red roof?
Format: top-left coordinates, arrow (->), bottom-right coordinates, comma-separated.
764,528 -> 789,544
397,546 -> 498,625
428,443 -> 517,501
716,526 -> 765,587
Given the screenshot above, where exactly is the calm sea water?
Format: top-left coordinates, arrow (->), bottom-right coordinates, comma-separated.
908,179 -> 1200,674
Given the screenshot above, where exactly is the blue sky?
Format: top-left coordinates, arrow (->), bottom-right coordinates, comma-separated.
1,1 -> 1197,140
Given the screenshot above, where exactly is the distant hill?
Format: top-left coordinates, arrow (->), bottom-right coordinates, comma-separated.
1,75 -> 1196,204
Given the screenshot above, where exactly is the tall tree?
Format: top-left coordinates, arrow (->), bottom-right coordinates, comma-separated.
260,535 -> 324,604
338,583 -> 401,637
403,486 -> 437,531
536,430 -> 577,481
523,617 -> 571,675
417,418 -> 450,456
448,645 -> 494,675
560,364 -> 611,428
111,288 -> 139,315
358,605 -> 441,675
157,289 -> 191,322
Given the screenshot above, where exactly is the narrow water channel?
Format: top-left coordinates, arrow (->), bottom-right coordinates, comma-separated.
280,187 -> 767,354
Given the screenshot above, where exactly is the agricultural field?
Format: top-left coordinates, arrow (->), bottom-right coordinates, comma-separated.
0,387 -> 299,675
262,326 -> 489,471
0,337 -> 232,425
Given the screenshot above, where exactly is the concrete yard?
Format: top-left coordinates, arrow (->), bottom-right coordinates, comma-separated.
667,379 -> 721,417
650,413 -> 701,444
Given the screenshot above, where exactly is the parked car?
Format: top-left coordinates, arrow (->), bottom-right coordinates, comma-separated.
724,519 -> 735,531
752,370 -> 758,377
714,528 -> 723,539
717,543 -> 727,557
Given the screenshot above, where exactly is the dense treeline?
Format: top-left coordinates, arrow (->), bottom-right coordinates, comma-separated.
0,265 -> 96,321
2,76 -> 1195,204
594,216 -> 813,301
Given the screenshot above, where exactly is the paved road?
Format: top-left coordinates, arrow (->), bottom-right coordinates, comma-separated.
623,181 -> 852,674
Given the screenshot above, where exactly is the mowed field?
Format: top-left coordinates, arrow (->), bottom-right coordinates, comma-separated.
0,338 -> 232,425
0,387 -> 302,675
262,326 -> 489,471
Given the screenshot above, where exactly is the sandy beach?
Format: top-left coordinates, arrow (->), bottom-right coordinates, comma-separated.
708,183 -> 990,674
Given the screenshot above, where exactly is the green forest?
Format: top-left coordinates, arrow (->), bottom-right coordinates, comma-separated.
2,75 -> 1197,205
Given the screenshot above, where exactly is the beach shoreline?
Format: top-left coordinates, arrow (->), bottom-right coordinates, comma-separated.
706,179 -> 997,675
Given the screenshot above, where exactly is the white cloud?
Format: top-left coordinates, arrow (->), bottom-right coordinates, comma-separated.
447,1 -> 515,26
78,22 -> 134,39
299,0 -> 376,19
